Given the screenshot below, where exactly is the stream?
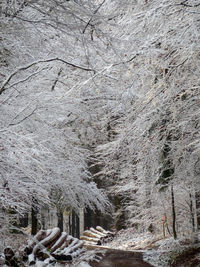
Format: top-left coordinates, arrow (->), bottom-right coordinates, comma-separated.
90,249 -> 154,267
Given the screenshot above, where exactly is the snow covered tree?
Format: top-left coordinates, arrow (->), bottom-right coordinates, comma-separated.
0,0 -> 199,243
91,0 -> 200,238
0,0 -> 113,236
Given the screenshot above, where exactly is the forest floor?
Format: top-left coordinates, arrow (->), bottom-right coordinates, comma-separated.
1,229 -> 200,266
101,228 -> 200,267
0,231 -> 28,252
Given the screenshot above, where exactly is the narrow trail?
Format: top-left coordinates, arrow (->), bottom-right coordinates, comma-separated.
90,248 -> 154,267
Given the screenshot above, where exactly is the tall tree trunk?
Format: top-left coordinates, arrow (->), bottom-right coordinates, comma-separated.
69,212 -> 72,235
72,210 -> 76,237
31,204 -> 38,235
195,191 -> 200,230
75,213 -> 80,238
31,197 -> 39,235
70,210 -> 80,238
79,208 -> 84,236
191,188 -> 199,243
171,185 -> 177,239
189,193 -> 195,233
57,210 -> 63,232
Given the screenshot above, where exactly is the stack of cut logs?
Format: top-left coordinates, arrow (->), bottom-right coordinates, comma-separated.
3,227 -> 85,266
80,226 -> 115,246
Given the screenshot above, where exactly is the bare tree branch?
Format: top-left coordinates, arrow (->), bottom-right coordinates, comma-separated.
0,58 -> 95,95
180,0 -> 200,7
8,67 -> 48,90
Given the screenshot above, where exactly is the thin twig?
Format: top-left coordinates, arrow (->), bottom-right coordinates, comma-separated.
82,0 -> 106,33
9,107 -> 37,126
8,67 -> 48,89
51,68 -> 63,91
113,53 -> 139,67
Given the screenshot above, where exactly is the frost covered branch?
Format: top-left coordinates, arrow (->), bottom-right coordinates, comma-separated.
0,58 -> 95,95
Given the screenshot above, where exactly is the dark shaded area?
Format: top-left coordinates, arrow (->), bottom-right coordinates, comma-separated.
90,249 -> 153,267
69,210 -> 80,238
169,246 -> 200,267
57,210 -> 63,232
4,247 -> 19,267
31,202 -> 38,236
84,207 -> 113,231
18,213 -> 28,228
113,195 -> 126,230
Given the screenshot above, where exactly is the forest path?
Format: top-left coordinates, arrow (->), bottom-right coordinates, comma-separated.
89,248 -> 154,267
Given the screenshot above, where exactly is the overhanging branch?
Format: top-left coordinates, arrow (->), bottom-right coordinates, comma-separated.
0,58 -> 95,95
180,0 -> 200,7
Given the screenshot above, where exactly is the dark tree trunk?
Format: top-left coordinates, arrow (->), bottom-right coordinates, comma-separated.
171,185 -> 177,239
31,202 -> 38,235
196,192 -> 200,230
69,210 -> 80,238
72,210 -> 75,237
75,213 -> 80,238
69,214 -> 72,235
189,193 -> 195,233
57,210 -> 63,232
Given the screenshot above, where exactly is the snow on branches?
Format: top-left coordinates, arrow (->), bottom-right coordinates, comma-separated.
92,0 -> 200,236
0,0 -> 199,241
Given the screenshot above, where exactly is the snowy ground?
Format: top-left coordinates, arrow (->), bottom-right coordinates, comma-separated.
0,232 -> 103,267
29,261 -> 92,267
103,228 -> 200,267
1,229 -> 200,266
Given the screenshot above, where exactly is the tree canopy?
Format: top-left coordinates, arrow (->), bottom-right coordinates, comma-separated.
0,0 -> 199,239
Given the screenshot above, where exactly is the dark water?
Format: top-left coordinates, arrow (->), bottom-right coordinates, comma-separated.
90,249 -> 153,267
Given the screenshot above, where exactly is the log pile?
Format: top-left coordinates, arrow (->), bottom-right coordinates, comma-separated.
80,226 -> 115,246
3,247 -> 19,267
3,227 -> 85,266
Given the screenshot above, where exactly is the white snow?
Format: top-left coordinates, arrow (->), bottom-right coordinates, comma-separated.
77,262 -> 92,267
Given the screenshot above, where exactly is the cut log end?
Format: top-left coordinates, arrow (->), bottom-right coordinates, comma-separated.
81,226 -> 115,246
4,228 -> 87,266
